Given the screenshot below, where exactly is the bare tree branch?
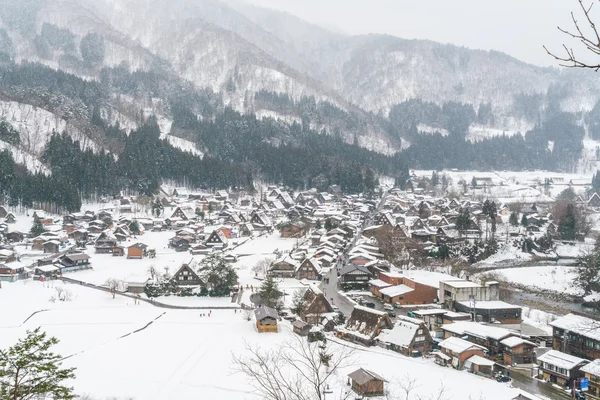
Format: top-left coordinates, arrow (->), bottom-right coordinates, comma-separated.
545,0 -> 600,70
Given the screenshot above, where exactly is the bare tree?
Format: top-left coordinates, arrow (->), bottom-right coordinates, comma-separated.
232,334 -> 354,400
104,278 -> 124,299
147,265 -> 159,282
545,0 -> 600,69
54,286 -> 73,302
243,308 -> 253,322
253,257 -> 274,278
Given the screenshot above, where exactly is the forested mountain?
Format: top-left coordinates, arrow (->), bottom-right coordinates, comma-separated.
0,0 -> 598,212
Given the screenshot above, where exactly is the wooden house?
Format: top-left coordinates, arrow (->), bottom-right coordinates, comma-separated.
537,349 -> 588,388
347,368 -> 386,397
239,223 -> 254,237
588,192 -> 600,208
0,262 -> 27,282
127,243 -> 147,259
250,211 -> 272,231
550,312 -> 600,360
269,257 -> 297,278
581,359 -> 600,399
0,249 -> 15,263
171,206 -> 195,221
6,231 -> 24,243
500,336 -> 536,365
205,229 -> 228,248
339,264 -> 371,285
255,306 -> 279,333
171,263 -> 203,286
337,306 -> 393,346
169,236 -> 191,252
60,253 -> 91,269
0,206 -> 7,219
296,258 -> 321,281
439,336 -> 487,369
279,221 -> 308,238
32,236 -> 46,251
376,315 -> 434,357
299,286 -> 334,324
5,213 -> 15,224
95,232 -> 118,254
43,240 -> 60,254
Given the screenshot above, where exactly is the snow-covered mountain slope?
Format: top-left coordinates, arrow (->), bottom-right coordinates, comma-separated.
0,100 -> 98,156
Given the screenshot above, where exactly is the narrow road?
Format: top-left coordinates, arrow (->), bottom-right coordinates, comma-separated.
510,370 -> 573,399
320,192 -> 389,317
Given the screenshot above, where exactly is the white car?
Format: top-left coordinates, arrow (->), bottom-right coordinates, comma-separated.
383,304 -> 394,311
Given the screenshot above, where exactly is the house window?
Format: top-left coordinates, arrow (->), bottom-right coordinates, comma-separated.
417,329 -> 423,335
415,335 -> 425,342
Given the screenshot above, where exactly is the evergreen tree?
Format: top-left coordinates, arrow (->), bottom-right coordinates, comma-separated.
509,212 -> 519,226
129,220 -> 140,236
455,208 -> 472,236
199,253 -> 238,297
151,197 -> 164,217
521,213 -> 528,227
30,219 -> 45,237
0,328 -> 76,400
558,203 -> 578,240
363,167 -> 377,196
431,171 -> 439,186
470,176 -> 477,189
258,274 -> 282,309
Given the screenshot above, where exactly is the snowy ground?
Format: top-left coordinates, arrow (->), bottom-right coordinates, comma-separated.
0,280 -> 527,400
411,169 -> 591,202
487,265 -> 581,296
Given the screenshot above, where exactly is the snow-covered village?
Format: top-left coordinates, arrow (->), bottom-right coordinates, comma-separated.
1,169 -> 600,400
6,1 -> 600,400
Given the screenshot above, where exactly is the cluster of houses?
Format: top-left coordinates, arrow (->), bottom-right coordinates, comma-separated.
365,188 -> 566,247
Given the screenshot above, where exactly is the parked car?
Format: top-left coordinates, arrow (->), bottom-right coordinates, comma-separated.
383,304 -> 394,311
364,301 -> 375,309
494,373 -> 511,383
394,302 -> 402,308
387,311 -> 396,318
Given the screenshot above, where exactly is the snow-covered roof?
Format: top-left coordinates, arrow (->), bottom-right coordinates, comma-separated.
537,350 -> 588,370
380,284 -> 414,297
581,359 -> 600,376
439,336 -> 486,353
377,319 -> 420,347
404,270 -> 456,289
550,313 -> 600,341
466,355 -> 495,366
441,321 -> 512,341
457,300 -> 521,310
500,336 -> 536,348
368,279 -> 392,289
442,280 -> 482,288
36,265 -> 59,273
413,308 -> 446,316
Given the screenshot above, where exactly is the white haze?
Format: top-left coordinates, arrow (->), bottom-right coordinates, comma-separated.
243,0 -> 585,67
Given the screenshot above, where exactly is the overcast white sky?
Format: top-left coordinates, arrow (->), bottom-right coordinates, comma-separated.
244,0 -> 588,67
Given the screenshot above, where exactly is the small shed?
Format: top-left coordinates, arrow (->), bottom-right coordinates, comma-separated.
43,240 -> 60,254
347,368 -> 386,397
127,243 -> 147,259
292,320 -> 312,336
464,355 -> 495,376
112,246 -> 125,257
255,306 -> 279,333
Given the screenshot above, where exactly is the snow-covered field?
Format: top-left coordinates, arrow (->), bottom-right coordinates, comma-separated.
0,280 -> 527,400
489,265 -> 581,295
411,169 -> 592,202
